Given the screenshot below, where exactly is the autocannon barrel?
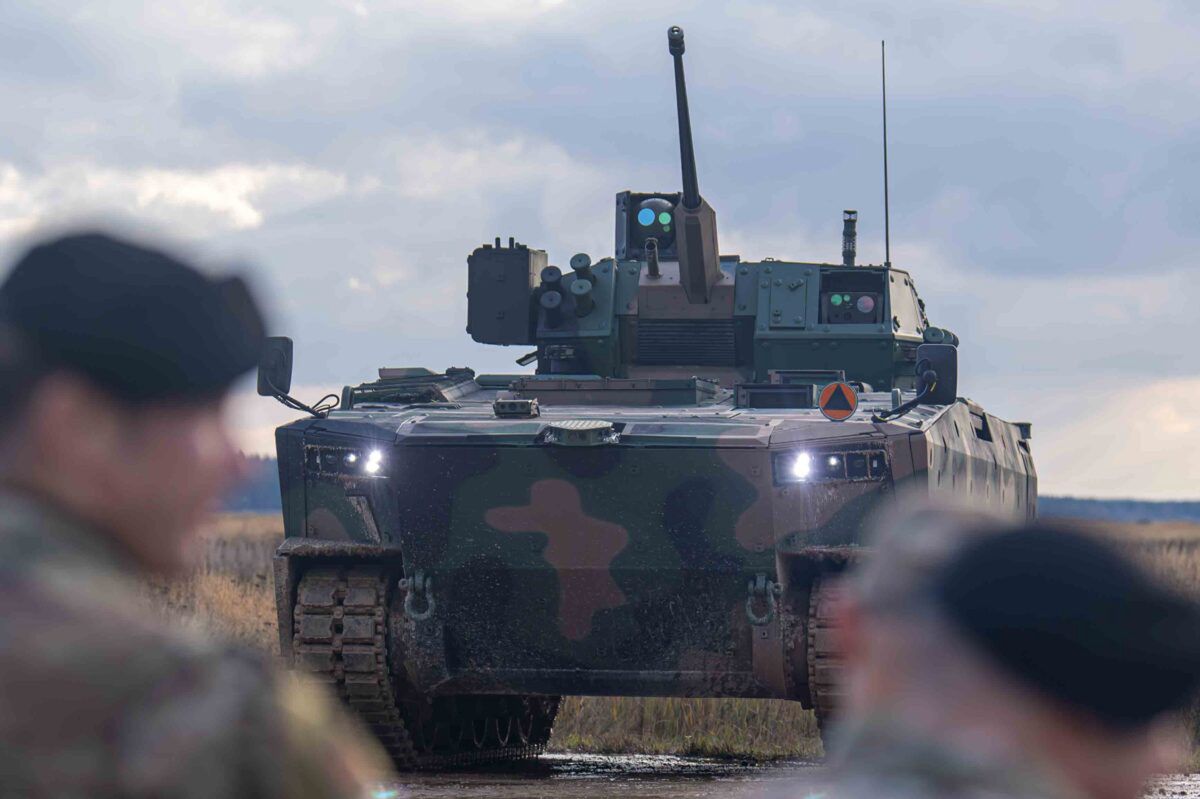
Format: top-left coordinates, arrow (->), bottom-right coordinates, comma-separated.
669,26 -> 701,210
666,25 -> 721,305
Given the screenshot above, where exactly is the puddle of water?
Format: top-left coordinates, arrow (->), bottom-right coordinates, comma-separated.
1149,775 -> 1200,799
378,756 -> 1200,799
382,755 -> 824,799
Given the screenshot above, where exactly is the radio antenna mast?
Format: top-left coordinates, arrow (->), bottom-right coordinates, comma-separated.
881,39 -> 892,268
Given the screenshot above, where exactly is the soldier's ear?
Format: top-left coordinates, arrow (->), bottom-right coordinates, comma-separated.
29,372 -> 124,470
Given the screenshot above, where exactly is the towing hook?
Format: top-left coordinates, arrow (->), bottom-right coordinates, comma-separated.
399,570 -> 436,621
745,574 -> 782,626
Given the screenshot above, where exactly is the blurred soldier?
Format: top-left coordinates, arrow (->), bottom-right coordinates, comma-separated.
0,232 -> 393,798
825,508 -> 1200,799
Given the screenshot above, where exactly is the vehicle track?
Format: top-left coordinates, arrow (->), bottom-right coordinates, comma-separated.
807,574 -> 844,725
292,565 -> 557,769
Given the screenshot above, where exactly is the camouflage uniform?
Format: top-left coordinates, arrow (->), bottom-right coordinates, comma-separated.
823,717 -> 1084,799
0,489 -> 393,798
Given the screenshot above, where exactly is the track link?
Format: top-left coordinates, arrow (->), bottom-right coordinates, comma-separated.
292,565 -> 558,770
807,574 -> 845,727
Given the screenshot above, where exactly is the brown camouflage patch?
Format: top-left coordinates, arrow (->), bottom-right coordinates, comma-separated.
715,444 -> 774,552
485,479 -> 630,640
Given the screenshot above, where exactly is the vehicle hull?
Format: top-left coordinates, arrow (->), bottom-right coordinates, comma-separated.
273,397 -> 1035,705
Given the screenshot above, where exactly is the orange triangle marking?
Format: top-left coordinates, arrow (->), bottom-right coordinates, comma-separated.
819,382 -> 858,421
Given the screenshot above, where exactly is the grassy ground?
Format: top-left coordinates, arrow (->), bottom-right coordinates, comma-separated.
1104,523 -> 1200,596
140,514 -> 282,651
165,513 -> 1200,761
143,572 -> 278,652
552,696 -> 823,759
203,513 -> 286,540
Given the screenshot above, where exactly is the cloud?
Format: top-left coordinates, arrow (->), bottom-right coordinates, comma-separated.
1017,377 -> 1200,501
228,130 -> 612,339
890,238 -> 1198,382
75,1 -> 329,80
1,0 -> 1197,498
0,161 -> 348,238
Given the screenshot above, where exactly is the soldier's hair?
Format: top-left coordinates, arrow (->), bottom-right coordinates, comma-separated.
0,324 -> 48,436
0,232 -> 265,404
852,505 -> 1200,729
933,522 -> 1200,730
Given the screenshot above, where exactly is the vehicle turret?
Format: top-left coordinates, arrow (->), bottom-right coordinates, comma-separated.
466,26 -> 954,395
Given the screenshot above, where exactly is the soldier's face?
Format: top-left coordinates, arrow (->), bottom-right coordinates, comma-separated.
6,374 -> 245,573
108,398 -> 245,572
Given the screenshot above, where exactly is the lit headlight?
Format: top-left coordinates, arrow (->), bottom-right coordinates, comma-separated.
307,445 -> 388,477
823,455 -> 844,480
774,448 -> 889,484
790,452 -> 813,481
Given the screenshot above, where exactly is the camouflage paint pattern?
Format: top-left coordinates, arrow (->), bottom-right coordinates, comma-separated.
272,386 -> 1034,705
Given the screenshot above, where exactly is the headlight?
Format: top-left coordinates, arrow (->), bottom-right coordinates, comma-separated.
790,452 -> 813,480
306,445 -> 388,477
774,448 -> 889,484
823,454 -> 844,480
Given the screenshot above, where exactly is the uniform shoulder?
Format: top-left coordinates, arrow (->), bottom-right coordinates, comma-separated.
1,558 -> 238,684
114,649 -> 393,797
1,574 -> 392,798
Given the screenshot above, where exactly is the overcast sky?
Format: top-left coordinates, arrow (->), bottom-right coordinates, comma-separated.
1,0 -> 1196,499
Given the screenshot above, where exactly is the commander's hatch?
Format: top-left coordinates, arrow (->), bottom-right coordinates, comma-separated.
508,376 -> 725,406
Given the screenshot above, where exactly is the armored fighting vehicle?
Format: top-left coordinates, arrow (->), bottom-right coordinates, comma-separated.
259,26 -> 1036,769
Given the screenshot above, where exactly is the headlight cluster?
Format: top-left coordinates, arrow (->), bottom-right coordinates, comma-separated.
305,445 -> 387,477
775,449 -> 888,484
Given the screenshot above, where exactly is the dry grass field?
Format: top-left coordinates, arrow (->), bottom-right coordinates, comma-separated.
1089,521 -> 1200,597
551,695 -> 823,759
143,573 -> 278,651
204,513 -> 287,540
164,513 -> 1200,761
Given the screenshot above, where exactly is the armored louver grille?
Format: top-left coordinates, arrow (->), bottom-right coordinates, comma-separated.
635,319 -> 736,366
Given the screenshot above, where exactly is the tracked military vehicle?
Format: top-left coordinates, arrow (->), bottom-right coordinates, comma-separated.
259,26 -> 1036,769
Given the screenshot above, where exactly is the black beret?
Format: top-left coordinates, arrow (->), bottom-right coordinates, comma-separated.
0,232 -> 266,403
933,524 -> 1200,729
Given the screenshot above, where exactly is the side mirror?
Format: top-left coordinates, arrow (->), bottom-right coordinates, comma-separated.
257,336 -> 293,397
915,343 -> 957,405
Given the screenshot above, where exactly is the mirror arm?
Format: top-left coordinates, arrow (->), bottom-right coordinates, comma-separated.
872,371 -> 937,423
264,374 -> 331,419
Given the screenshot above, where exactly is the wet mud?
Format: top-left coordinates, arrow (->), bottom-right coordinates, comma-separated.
1152,775 -> 1200,798
382,754 -> 821,798
380,754 -> 1200,799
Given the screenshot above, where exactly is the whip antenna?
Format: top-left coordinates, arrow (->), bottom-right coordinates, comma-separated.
881,40 -> 891,268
